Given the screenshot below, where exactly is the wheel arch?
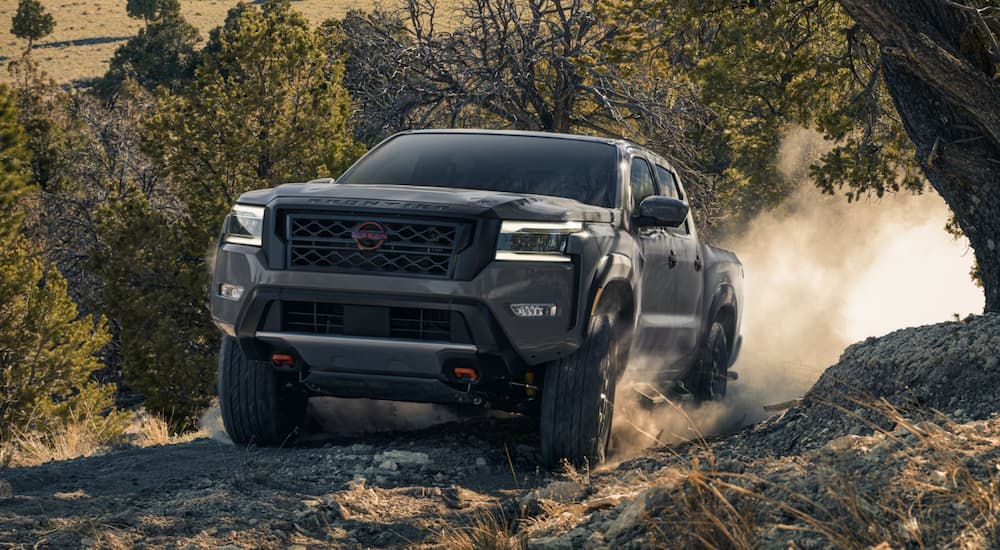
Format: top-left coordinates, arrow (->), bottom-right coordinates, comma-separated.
706,282 -> 739,356
587,253 -> 635,336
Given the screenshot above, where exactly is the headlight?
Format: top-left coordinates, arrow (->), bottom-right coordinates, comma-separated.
223,204 -> 265,246
495,221 -> 582,262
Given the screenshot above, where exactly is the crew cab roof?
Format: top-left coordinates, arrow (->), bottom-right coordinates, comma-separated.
399,129 -> 679,173
401,128 -> 634,148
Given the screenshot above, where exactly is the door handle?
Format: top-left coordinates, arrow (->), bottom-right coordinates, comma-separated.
668,251 -> 677,269
694,256 -> 703,271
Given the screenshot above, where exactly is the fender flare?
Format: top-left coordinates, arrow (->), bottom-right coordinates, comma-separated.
586,253 -> 634,320
703,282 -> 738,347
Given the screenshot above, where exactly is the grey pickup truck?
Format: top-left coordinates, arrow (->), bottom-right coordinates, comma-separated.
210,129 -> 744,466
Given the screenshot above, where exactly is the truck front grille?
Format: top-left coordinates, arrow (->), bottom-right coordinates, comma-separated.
282,301 -> 461,342
285,213 -> 464,278
283,302 -> 345,334
388,308 -> 451,341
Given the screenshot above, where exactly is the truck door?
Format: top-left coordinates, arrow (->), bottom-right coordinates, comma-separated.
655,165 -> 705,365
629,156 -> 685,367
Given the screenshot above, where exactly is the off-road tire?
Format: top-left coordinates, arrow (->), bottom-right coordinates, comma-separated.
218,336 -> 307,446
540,315 -> 619,468
694,321 -> 730,401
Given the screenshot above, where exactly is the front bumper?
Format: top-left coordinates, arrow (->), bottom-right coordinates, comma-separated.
211,243 -> 584,408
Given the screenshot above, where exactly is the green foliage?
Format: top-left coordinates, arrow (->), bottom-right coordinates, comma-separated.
93,0 -> 363,428
0,236 -> 120,439
100,13 -> 200,95
0,85 -> 30,241
0,85 -> 120,442
126,0 -> 181,22
6,55 -> 67,193
10,0 -> 55,48
603,0 -> 924,221
89,193 -> 214,429
148,0 -> 363,226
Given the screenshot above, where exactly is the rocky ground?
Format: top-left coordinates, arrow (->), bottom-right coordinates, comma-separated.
1,314 -> 998,549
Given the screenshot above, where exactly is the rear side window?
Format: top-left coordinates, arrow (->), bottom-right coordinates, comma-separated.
629,158 -> 657,211
655,164 -> 691,234
655,165 -> 679,199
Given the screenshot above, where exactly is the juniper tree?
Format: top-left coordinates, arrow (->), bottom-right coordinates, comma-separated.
10,0 -> 54,50
95,0 -> 363,428
100,0 -> 199,94
0,85 -> 118,439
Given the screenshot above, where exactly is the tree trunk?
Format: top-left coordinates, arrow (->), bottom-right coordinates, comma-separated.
838,0 -> 1000,313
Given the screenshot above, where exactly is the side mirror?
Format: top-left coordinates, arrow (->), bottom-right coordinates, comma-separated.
635,196 -> 689,228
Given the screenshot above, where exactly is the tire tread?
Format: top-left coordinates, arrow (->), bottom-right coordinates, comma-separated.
540,316 -> 617,468
218,337 -> 305,446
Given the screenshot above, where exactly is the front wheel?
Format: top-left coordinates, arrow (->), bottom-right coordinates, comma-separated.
218,336 -> 308,446
539,315 -> 620,468
693,321 -> 730,401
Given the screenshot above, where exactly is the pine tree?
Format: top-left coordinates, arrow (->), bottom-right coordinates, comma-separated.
100,0 -> 198,95
147,0 -> 363,225
126,0 -> 181,22
89,193 -> 212,428
93,0 -> 363,428
10,0 -> 55,50
0,85 -> 119,440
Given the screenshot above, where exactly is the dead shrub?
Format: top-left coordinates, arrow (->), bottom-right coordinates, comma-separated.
440,509 -> 523,550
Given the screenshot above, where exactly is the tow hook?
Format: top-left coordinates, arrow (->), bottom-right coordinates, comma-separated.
471,395 -> 491,407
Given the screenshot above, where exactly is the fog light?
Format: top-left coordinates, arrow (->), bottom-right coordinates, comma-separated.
218,283 -> 244,301
510,303 -> 558,318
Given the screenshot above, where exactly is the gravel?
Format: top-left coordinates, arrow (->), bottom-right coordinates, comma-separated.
2,315 -> 998,548
727,313 -> 1000,457
519,315 -> 1000,549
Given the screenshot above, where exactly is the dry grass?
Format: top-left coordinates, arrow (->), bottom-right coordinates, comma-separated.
133,414 -> 171,448
440,509 -> 524,550
1,409 -> 175,467
0,0 -> 384,84
4,415 -> 118,467
29,516 -> 135,549
515,398 -> 1000,549
642,401 -> 1000,549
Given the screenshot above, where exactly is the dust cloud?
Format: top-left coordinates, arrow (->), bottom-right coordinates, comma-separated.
305,398 -> 467,437
197,402 -> 231,444
609,127 -> 984,460
199,398 -> 471,444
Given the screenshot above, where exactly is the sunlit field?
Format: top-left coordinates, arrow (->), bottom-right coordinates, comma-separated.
0,0 -> 383,84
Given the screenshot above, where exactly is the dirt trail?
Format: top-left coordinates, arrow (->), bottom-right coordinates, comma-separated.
0,416 -> 542,548
3,315 -> 998,548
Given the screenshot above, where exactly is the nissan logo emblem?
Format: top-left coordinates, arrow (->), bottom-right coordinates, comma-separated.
352,221 -> 388,251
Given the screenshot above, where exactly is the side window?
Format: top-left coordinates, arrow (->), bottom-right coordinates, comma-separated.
655,165 -> 678,199
629,158 -> 657,211
655,165 -> 691,234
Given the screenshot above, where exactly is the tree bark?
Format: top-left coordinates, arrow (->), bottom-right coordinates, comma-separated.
838,0 -> 1000,313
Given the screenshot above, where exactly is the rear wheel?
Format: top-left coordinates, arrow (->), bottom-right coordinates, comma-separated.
693,321 -> 730,401
540,315 -> 620,468
218,336 -> 308,446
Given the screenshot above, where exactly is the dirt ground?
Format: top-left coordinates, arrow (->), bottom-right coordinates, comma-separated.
0,414 -> 544,548
2,315 -> 998,548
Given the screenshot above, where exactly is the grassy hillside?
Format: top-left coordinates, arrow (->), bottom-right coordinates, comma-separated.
0,0 -> 378,84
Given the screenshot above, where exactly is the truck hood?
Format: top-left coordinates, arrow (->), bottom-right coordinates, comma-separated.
237,183 -> 616,223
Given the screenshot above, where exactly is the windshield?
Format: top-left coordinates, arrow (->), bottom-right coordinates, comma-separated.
337,133 -> 618,207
